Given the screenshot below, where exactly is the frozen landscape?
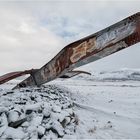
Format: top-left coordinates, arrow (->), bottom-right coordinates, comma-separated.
0,0 -> 140,139
0,68 -> 140,139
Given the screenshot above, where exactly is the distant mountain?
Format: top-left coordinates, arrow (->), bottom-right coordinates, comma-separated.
74,68 -> 140,81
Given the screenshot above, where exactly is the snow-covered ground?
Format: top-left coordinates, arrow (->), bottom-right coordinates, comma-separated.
0,69 -> 140,139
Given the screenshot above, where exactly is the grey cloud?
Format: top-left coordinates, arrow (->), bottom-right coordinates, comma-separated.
0,6 -> 65,74
0,0 -> 140,74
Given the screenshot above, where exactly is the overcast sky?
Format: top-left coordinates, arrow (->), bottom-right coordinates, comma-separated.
0,0 -> 140,75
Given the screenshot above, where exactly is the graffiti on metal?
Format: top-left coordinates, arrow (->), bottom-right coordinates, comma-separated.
96,22 -> 135,49
70,38 -> 96,63
70,42 -> 87,63
70,22 -> 136,65
95,41 -> 128,58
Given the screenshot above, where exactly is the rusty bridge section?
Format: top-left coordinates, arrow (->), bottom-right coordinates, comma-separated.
0,69 -> 37,85
0,12 -> 140,89
0,70 -> 90,85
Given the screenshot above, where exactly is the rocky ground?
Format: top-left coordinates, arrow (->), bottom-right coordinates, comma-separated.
0,69 -> 140,139
0,85 -> 78,139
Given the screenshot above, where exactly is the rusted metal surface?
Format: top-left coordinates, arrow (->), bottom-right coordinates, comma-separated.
0,69 -> 37,85
0,69 -> 90,84
60,70 -> 91,78
13,12 -> 140,89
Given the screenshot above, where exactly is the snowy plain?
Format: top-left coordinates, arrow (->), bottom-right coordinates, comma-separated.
0,69 -> 140,139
